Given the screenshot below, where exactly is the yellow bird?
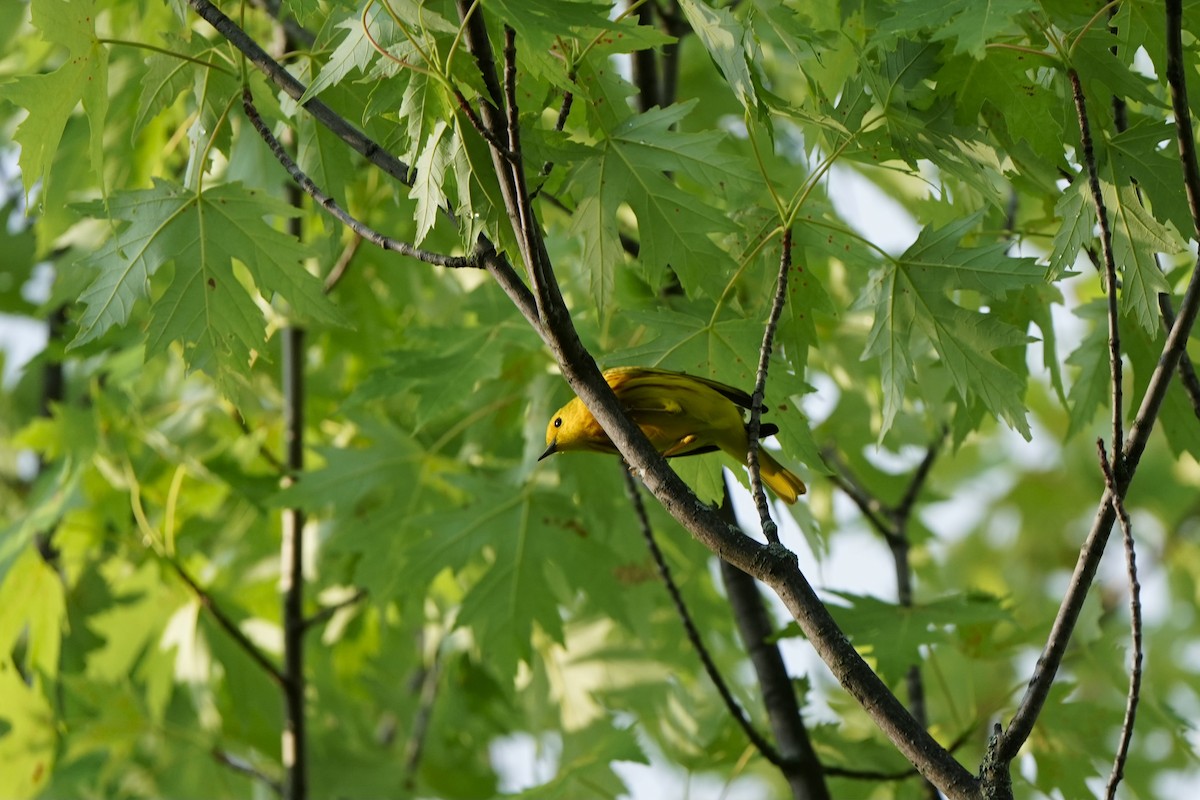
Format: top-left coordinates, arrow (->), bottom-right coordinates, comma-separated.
539,366 -> 806,504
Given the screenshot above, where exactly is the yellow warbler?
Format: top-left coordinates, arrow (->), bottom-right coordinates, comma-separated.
539,366 -> 806,504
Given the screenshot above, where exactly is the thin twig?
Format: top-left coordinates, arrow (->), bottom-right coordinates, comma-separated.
188,0 -> 413,185
894,434 -> 943,525
1096,441 -> 1143,800
746,228 -> 793,543
279,171 -> 309,800
537,75 -> 576,178
213,748 -> 284,795
620,464 -> 791,769
231,407 -> 288,474
453,87 -> 517,161
168,558 -> 287,687
818,447 -> 896,542
302,589 -> 368,632
241,89 -> 480,268
824,724 -> 976,781
187,0 -> 545,347
1070,70 -> 1125,475
323,235 -> 362,294
402,638 -> 445,790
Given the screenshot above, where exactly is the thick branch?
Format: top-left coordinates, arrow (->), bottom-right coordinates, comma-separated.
447,6 -> 976,795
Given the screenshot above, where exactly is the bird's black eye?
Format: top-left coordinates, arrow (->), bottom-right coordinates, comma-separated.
553,417 -> 562,428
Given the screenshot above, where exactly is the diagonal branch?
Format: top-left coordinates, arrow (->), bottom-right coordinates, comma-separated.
186,0 -> 543,334
241,89 -> 482,269
620,466 -> 792,772
188,0 -> 412,186
168,557 -> 287,688
459,5 -> 979,795
997,0 -> 1200,763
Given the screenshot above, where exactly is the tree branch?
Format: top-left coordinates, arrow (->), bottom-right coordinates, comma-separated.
167,557 -> 287,688
1097,441 -> 1143,800
187,0 -> 412,186
280,189 -> 308,800
746,228 -> 793,544
997,0 -> 1200,762
717,479 -> 830,800
185,0 -> 544,339
629,0 -> 661,112
444,7 -> 977,794
620,466 -> 789,770
241,89 -> 482,269
1069,70 -> 1124,475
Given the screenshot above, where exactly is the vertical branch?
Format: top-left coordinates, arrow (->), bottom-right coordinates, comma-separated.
746,228 -> 793,543
629,0 -> 661,111
824,433 -> 943,800
1069,70 -> 1124,472
281,321 -> 307,800
1096,442 -> 1143,800
276,46 -> 310,782
657,1 -> 687,107
889,436 -> 942,800
717,478 -> 831,800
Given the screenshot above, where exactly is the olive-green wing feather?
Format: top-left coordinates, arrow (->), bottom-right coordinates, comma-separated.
604,366 -> 761,411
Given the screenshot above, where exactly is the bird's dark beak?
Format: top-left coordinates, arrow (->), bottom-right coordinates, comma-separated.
538,440 -> 557,461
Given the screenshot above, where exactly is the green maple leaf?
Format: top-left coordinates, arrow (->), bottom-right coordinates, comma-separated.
1049,179 -> 1092,280
608,308 -> 766,384
1109,117 -> 1193,238
678,0 -> 759,114
73,180 -> 343,379
859,214 -> 1038,436
1065,305 -> 1111,440
944,49 -> 1066,163
569,101 -> 756,300
410,119 -> 452,245
823,591 -> 1010,684
876,0 -> 1033,58
1100,180 -> 1182,332
391,482 -> 597,676
8,0 -> 108,204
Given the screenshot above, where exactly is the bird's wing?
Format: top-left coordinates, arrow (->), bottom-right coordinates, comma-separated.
605,366 -> 759,411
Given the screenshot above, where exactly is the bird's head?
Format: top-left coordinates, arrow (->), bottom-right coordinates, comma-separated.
540,398 -> 591,460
